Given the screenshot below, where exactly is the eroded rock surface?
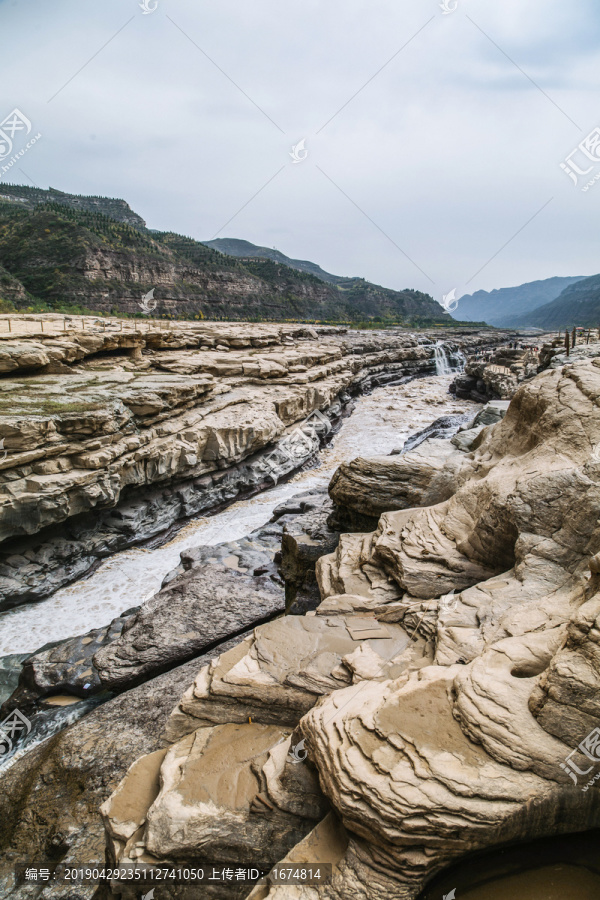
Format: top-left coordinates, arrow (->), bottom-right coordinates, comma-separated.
452,342 -> 544,402
95,565 -> 284,692
0,322 -> 501,608
98,357 -> 600,899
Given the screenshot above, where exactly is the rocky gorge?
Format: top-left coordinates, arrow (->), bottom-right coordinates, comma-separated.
0,318 -> 495,611
2,319 -> 600,899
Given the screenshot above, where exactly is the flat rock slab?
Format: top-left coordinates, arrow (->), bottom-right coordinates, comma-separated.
94,565 -> 285,691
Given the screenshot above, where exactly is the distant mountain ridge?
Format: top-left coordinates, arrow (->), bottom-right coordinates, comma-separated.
0,183 -> 146,230
456,276 -> 586,327
515,274 -> 600,329
203,238 -> 345,285
0,183 -> 451,324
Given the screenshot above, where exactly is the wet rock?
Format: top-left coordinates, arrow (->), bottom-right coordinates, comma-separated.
0,327 -> 505,609
393,411 -> 473,454
94,565 -> 285,692
0,631 -> 256,899
469,398 -> 510,426
99,356 -> 600,899
0,612 -> 134,718
280,495 -> 341,615
0,654 -> 29,709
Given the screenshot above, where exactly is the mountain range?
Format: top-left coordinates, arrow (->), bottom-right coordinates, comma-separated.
456,276 -> 587,327
456,273 -> 600,329
514,274 -> 600,329
0,184 -> 451,325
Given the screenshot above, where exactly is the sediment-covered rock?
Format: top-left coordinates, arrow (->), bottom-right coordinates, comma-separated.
0,631 -> 258,900
96,356 -> 600,899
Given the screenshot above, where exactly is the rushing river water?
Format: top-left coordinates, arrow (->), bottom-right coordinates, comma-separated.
0,374 -> 476,656
3,367 -> 600,899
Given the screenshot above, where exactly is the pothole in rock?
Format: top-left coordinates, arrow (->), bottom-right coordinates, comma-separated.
511,660 -> 549,678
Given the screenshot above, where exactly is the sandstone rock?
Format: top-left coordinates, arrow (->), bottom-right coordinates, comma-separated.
0,328 -> 501,608
0,632 -> 258,899
281,495 -> 341,615
101,724 -> 329,877
328,438 -> 468,531
451,345 -> 542,402
94,565 -> 285,692
101,356 -> 600,899
164,612 -> 411,743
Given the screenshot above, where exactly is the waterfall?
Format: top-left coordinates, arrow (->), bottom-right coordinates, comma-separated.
453,348 -> 467,370
434,341 -> 466,376
434,341 -> 452,375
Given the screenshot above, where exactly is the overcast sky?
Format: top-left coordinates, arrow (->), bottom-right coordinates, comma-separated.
1,0 -> 599,304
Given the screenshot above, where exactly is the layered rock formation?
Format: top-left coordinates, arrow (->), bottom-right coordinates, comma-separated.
451,342 -> 542,402
0,320 -> 500,608
95,356 -> 600,898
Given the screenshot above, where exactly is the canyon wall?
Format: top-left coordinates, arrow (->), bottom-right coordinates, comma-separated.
0,320 -> 500,609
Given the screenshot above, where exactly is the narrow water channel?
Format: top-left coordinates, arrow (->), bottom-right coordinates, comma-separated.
0,374 -> 475,655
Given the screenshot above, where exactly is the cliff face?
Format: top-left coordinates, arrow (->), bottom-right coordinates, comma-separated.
0,318 -> 499,609
0,186 -> 450,324
0,184 -> 147,229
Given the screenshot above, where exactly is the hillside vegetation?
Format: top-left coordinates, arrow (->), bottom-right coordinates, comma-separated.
0,184 -> 451,325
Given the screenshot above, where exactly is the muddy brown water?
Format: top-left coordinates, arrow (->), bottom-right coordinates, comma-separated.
418,830 -> 600,900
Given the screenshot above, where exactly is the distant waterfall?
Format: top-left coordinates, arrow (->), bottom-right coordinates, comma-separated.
434,341 -> 452,375
434,341 -> 466,376
453,348 -> 467,370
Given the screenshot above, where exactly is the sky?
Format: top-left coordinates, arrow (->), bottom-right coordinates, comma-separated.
1,0 -> 600,305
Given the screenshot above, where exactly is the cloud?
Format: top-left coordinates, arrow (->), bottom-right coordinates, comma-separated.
1,0 -> 599,299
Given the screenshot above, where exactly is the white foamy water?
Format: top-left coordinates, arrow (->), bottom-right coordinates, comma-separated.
0,375 -> 476,654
